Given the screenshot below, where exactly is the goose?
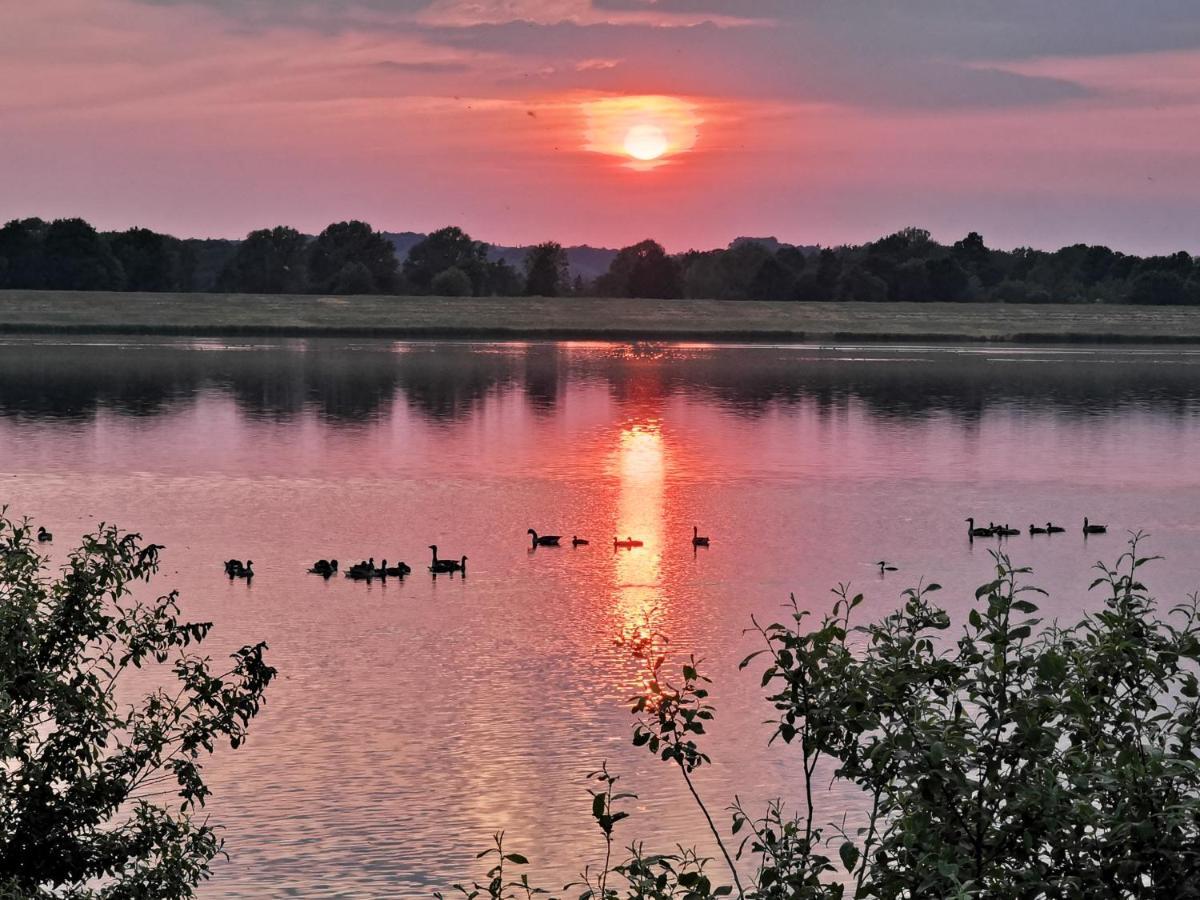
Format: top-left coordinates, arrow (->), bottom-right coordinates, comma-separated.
36,526 -> 53,543
995,524 -> 1021,537
571,536 -> 589,547
1029,524 -> 1048,535
1083,517 -> 1107,534
614,537 -> 644,549
429,545 -> 462,573
234,560 -> 254,580
384,561 -> 411,577
692,526 -> 710,547
308,559 -> 338,576
346,558 -> 375,579
965,518 -> 993,538
876,560 -> 898,573
224,559 -> 244,577
433,555 -> 467,576
1045,522 -> 1065,534
528,529 -> 562,547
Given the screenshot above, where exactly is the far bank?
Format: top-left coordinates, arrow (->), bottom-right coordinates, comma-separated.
3,290 -> 1200,344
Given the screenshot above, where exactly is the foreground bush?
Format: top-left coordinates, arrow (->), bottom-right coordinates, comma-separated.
0,512 -> 275,898
444,538 -> 1200,898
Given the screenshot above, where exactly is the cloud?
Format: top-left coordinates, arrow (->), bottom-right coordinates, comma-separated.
424,20 -> 1091,108
594,0 -> 1200,60
138,0 -> 435,33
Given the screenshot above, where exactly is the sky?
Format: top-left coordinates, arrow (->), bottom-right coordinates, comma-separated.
2,1 -> 1199,254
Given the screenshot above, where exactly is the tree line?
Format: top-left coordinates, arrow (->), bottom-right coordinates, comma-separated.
2,216 -> 1198,305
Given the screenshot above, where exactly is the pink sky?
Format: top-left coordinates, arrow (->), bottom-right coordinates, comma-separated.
2,0 -> 1199,253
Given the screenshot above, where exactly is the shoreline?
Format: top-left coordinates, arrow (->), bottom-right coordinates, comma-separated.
5,290 -> 1200,345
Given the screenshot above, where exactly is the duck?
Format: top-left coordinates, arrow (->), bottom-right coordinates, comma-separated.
384,561 -> 411,577
965,518 -> 993,538
234,560 -> 254,580
36,526 -> 53,543
876,560 -> 898,573
528,529 -> 562,547
613,537 -> 644,549
224,559 -> 244,577
1045,522 -> 1066,534
1029,524 -> 1048,535
571,536 -> 589,547
1083,517 -> 1107,534
308,559 -> 338,577
691,526 -> 710,547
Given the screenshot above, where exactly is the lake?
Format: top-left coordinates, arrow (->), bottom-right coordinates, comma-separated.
4,337 -> 1200,897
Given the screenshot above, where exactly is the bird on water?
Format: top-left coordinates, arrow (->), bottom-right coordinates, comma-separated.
692,526 -> 710,547
429,545 -> 466,575
528,529 -> 562,547
1083,517 -> 1108,534
965,518 -> 993,537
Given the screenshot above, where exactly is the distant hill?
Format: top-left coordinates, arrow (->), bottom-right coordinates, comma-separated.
382,232 -> 618,282
730,236 -> 822,256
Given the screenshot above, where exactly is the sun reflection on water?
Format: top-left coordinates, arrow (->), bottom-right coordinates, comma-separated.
612,419 -> 666,635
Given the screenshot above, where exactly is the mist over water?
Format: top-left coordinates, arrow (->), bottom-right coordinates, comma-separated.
4,337 -> 1200,896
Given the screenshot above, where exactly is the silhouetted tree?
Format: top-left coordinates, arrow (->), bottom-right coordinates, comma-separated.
107,228 -> 191,292
40,218 -> 124,291
218,226 -> 308,294
0,218 -> 48,289
430,266 -> 473,297
523,241 -> 570,296
331,261 -> 375,294
598,239 -> 682,299
402,226 -> 490,295
1128,270 -> 1192,306
307,220 -> 396,293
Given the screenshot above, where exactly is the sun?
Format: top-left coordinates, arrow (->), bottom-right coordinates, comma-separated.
623,124 -> 669,161
580,96 -> 700,169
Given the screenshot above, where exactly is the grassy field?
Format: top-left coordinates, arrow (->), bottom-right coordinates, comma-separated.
4,289 -> 1200,343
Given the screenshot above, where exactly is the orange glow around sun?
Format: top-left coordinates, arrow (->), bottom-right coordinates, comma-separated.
581,95 -> 701,169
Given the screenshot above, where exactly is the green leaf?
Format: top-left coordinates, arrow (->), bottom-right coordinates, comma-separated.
840,841 -> 860,872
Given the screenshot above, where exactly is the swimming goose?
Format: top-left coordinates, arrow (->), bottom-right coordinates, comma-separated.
1029,524 -> 1048,535
876,560 -> 898,573
692,526 -> 710,547
995,524 -> 1021,537
965,518 -> 993,538
613,537 -> 644,549
1045,522 -> 1065,534
234,560 -> 254,579
429,545 -> 464,573
571,536 -> 589,547
36,526 -> 53,543
384,561 -> 411,577
528,529 -> 562,547
308,559 -> 338,576
224,559 -> 244,577
1083,517 -> 1108,534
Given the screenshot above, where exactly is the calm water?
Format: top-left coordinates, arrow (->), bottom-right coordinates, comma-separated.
5,337 -> 1200,897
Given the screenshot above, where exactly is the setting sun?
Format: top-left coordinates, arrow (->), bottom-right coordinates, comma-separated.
581,95 -> 701,169
623,124 -> 669,161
